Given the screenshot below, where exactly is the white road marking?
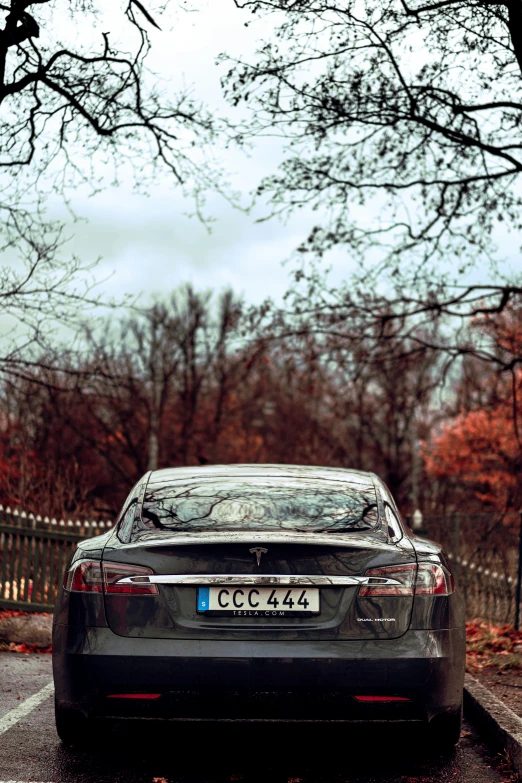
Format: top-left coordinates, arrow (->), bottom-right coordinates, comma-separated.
0,682 -> 54,736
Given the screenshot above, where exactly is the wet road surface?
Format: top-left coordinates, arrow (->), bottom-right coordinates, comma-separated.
0,653 -> 516,783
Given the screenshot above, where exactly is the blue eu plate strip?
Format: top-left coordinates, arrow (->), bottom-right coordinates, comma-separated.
197,587 -> 209,612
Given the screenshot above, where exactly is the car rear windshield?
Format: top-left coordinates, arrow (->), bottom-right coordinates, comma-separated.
130,476 -> 381,541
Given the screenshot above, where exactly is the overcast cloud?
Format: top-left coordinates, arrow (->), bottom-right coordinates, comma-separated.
3,0 -> 520,323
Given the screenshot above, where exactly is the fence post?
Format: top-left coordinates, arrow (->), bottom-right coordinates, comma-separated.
453,513 -> 461,584
515,510 -> 522,631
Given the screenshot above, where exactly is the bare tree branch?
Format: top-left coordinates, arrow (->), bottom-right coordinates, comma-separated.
223,0 -> 522,281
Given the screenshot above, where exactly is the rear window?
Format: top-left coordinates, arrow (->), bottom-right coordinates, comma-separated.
130,476 -> 381,541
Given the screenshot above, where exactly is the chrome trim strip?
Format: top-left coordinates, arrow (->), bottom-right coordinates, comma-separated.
116,574 -> 402,586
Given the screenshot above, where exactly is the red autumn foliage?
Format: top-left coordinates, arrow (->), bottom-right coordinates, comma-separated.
3,641 -> 52,654
0,290 -> 439,517
425,400 -> 522,508
425,306 -> 522,511
0,609 -> 51,621
0,610 -> 52,654
466,621 -> 522,671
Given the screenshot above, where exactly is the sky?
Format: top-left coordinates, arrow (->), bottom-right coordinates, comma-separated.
41,0 -> 349,309
2,0 -> 521,327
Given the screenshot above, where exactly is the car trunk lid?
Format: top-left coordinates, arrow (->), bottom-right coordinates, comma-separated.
102,530 -> 416,640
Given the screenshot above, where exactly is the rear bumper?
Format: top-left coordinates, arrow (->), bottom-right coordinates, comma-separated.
52,625 -> 465,722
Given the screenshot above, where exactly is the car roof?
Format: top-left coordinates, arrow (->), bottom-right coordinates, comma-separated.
146,464 -> 377,488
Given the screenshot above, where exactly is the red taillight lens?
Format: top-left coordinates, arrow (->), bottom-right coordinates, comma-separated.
359,563 -> 455,597
65,560 -> 103,592
415,563 -> 455,595
107,693 -> 161,700
103,562 -> 158,595
65,560 -> 158,595
359,564 -> 416,596
354,696 -> 410,702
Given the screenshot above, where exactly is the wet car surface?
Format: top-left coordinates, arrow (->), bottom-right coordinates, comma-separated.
52,464 -> 466,746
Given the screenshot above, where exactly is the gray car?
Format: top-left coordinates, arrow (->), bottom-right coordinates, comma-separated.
52,464 -> 465,747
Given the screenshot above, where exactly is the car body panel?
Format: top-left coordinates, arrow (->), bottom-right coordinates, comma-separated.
52,625 -> 465,722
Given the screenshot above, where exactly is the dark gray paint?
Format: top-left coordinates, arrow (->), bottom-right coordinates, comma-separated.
53,464 -> 466,728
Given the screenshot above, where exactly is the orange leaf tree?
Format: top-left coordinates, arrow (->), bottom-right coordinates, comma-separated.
425,306 -> 522,511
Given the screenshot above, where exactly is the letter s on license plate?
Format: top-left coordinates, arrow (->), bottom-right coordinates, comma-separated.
197,586 -> 320,615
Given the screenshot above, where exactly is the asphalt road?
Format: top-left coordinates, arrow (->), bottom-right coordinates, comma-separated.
0,653 -> 516,783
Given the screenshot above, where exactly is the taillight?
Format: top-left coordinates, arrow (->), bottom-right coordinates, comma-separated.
103,562 -> 158,595
106,693 -> 161,700
354,696 -> 410,702
65,560 -> 158,595
359,563 -> 454,597
359,564 -> 416,596
415,563 -> 455,595
64,560 -> 103,592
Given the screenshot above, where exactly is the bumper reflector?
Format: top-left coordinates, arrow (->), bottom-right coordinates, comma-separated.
107,693 -> 161,700
354,696 -> 410,702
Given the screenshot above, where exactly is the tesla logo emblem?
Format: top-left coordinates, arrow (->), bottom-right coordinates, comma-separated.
249,547 -> 268,567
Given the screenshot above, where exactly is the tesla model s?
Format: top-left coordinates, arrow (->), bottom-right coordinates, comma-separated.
53,464 -> 465,746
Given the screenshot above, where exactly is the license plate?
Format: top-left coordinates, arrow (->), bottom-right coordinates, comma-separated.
197,586 -> 320,616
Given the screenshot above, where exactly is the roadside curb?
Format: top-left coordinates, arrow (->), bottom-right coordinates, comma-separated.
464,673 -> 522,779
